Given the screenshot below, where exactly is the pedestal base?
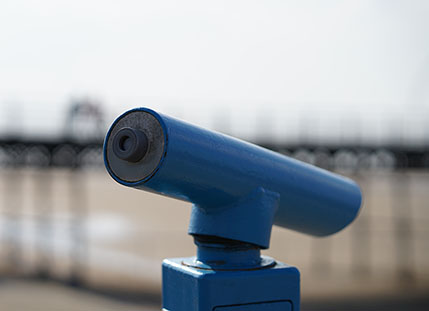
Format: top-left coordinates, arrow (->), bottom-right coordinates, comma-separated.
162,257 -> 300,311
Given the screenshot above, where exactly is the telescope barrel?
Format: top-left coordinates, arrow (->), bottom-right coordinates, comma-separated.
104,108 -> 362,237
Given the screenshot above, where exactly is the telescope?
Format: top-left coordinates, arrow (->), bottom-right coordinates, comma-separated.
104,107 -> 362,311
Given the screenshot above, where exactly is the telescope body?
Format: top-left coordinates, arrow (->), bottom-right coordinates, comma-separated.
104,107 -> 363,311
104,108 -> 362,247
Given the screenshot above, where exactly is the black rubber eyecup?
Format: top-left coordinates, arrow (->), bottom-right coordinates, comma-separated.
112,127 -> 149,163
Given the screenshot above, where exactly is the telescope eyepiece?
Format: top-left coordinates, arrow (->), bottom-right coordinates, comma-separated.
112,127 -> 149,163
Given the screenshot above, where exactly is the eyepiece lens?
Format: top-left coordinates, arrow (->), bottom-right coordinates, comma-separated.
112,127 -> 148,163
119,135 -> 131,152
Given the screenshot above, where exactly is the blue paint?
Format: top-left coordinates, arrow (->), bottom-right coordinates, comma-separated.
104,108 -> 363,311
188,187 -> 279,249
162,258 -> 299,311
104,108 -> 362,246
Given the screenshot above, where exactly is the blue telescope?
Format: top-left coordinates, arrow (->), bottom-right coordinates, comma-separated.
104,107 -> 362,311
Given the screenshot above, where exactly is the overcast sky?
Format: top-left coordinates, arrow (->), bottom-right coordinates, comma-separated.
0,0 -> 428,142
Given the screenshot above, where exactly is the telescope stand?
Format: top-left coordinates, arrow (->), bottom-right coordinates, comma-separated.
162,235 -> 300,311
103,108 -> 362,311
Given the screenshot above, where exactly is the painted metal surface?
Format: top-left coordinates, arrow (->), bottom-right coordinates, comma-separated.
104,107 -> 362,311
162,258 -> 299,311
104,108 -> 362,247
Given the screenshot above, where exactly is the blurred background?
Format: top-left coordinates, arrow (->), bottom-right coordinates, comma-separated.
1,1 -> 429,310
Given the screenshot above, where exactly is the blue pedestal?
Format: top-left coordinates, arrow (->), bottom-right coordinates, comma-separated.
162,257 -> 300,311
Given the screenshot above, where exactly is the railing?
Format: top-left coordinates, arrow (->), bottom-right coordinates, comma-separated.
0,140 -> 428,298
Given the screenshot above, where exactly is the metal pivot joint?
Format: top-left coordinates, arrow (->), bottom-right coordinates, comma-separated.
103,108 -> 362,311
